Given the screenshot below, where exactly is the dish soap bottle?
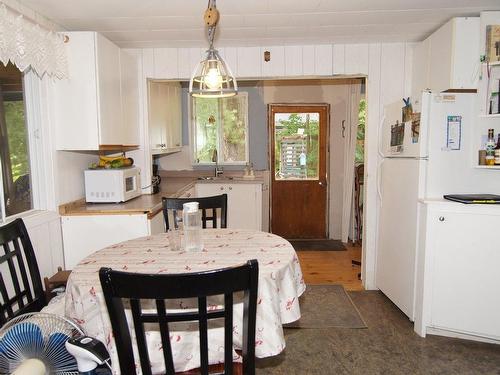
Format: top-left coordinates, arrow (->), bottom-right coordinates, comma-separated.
182,202 -> 203,252
495,134 -> 500,165
486,129 -> 496,166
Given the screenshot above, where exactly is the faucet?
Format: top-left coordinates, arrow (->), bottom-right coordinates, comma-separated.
211,149 -> 223,177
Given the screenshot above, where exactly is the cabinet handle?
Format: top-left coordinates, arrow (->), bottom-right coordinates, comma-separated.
438,216 -> 445,222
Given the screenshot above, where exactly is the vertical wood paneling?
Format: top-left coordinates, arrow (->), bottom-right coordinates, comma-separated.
333,44 -> 345,75
302,45 -> 315,75
261,46 -> 285,77
362,42 -> 382,290
314,44 -> 333,76
345,44 -> 369,75
177,48 -> 191,79
403,43 -> 415,98
219,47 -> 238,77
141,48 -> 154,78
237,47 -> 261,77
284,46 -> 303,76
188,48 -> 204,79
380,43 -> 406,109
153,48 -> 178,79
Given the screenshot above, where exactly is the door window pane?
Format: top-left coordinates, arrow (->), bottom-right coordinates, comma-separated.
0,63 -> 32,216
192,93 -> 248,164
274,112 -> 319,180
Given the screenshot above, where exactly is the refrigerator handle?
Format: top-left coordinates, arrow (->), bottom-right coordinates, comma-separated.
377,114 -> 386,158
377,158 -> 384,207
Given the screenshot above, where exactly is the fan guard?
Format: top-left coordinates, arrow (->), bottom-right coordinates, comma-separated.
0,313 -> 85,375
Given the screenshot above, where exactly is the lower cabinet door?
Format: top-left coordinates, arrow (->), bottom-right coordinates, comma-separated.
430,210 -> 500,339
195,183 -> 262,230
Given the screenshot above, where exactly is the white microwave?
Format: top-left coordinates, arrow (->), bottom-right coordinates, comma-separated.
84,167 -> 141,203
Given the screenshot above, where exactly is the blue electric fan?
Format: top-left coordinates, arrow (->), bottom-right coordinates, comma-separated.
0,313 -> 110,374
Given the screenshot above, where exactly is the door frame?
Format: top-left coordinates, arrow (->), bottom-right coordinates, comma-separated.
267,103 -> 330,238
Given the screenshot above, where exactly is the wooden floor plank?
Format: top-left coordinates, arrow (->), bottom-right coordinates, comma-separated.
296,244 -> 363,291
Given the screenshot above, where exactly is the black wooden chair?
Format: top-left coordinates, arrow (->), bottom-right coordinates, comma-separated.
99,259 -> 258,375
162,194 -> 228,231
0,218 -> 46,325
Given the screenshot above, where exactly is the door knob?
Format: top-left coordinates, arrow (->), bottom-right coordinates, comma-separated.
319,181 -> 326,187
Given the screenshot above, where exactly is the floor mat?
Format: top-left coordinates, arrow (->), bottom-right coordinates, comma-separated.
289,239 -> 346,251
285,285 -> 367,329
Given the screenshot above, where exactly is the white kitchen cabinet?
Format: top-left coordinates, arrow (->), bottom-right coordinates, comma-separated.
62,212 -> 163,269
53,32 -> 140,150
415,202 -> 500,341
195,183 -> 262,230
412,17 -> 479,97
148,81 -> 182,155
120,50 -> 140,146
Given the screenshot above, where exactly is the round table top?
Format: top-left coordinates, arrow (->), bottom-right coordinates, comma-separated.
65,229 -> 305,374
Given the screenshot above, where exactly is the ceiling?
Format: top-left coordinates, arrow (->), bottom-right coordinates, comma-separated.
18,0 -> 500,48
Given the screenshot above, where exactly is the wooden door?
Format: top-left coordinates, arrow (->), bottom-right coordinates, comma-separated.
270,104 -> 329,239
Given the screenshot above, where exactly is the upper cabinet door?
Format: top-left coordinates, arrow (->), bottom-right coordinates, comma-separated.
53,32 -> 100,150
95,33 -> 122,145
120,50 -> 140,146
53,32 -> 139,150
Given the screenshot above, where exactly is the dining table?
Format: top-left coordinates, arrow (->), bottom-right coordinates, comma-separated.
64,228 -> 305,374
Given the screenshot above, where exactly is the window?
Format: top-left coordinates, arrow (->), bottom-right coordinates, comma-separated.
191,92 -> 248,164
0,63 -> 33,218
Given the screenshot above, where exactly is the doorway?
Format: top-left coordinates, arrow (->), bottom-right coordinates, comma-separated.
269,104 -> 329,239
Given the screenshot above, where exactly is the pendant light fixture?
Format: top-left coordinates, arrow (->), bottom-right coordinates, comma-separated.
189,0 -> 237,98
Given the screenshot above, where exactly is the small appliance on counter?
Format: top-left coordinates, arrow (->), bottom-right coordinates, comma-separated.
152,164 -> 161,194
84,166 -> 141,203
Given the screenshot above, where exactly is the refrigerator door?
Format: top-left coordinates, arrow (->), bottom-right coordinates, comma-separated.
376,157 -> 426,320
381,92 -> 431,159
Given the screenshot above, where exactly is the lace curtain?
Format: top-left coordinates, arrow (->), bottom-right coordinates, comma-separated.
0,4 -> 67,78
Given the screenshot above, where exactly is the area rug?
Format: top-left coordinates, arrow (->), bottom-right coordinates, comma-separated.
285,285 -> 367,329
289,239 -> 346,251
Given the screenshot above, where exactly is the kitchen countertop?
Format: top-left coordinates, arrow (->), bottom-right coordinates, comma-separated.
59,176 -> 264,218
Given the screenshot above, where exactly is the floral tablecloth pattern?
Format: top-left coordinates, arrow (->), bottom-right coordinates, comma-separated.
65,229 -> 305,374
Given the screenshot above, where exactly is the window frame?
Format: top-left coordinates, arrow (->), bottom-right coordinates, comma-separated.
0,70 -> 51,223
190,92 -> 249,166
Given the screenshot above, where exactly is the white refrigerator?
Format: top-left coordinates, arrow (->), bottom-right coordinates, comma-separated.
376,91 -> 497,320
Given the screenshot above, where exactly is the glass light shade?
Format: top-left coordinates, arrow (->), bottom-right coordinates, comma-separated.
189,48 -> 237,98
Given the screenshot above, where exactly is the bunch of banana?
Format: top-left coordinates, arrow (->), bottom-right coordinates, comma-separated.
91,155 -> 134,169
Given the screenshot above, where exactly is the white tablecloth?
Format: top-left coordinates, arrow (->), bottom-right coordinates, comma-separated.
64,229 -> 305,374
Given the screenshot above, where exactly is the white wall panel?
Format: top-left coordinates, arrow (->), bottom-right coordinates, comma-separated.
302,45 -> 315,75
314,44 -> 333,76
333,44 -> 345,75
284,46 -> 303,76
403,43 -> 415,98
177,48 -> 191,79
219,47 -> 239,77
261,46 -> 285,77
380,43 -> 406,109
363,43 -> 382,290
237,47 -> 261,77
153,48 -> 178,79
345,44 -> 369,75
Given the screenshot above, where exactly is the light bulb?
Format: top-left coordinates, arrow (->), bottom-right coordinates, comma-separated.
204,67 -> 223,90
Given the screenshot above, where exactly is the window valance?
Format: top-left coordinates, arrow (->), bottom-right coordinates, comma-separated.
0,4 -> 67,78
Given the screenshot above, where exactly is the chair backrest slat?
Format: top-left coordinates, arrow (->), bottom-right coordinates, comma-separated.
224,292 -> 234,375
99,259 -> 258,375
0,218 -> 46,325
155,299 -> 176,374
162,194 -> 228,231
